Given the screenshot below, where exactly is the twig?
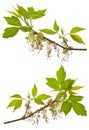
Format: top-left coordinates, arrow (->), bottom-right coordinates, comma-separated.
4,100 -> 56,124
3,30 -> 87,124
34,31 -> 87,51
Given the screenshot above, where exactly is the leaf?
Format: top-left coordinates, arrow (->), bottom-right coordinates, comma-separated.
3,27 -> 19,38
61,79 -> 75,90
46,78 -> 59,90
32,84 -> 38,97
31,9 -> 46,19
70,34 -> 85,44
7,94 -> 22,111
69,95 -> 83,102
27,7 -> 34,16
70,27 -> 85,33
17,5 -> 28,17
27,7 -> 34,12
34,97 -> 44,105
7,99 -> 22,111
10,94 -> 22,99
40,29 -> 56,34
4,16 -> 22,26
61,100 -> 72,115
37,94 -> 51,100
68,90 -> 77,95
53,20 -> 59,32
56,65 -> 66,85
8,11 -> 21,18
20,26 -> 31,32
72,102 -> 87,116
72,85 -> 84,90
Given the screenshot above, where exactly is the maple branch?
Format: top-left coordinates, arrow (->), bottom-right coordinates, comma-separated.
34,31 -> 87,51
4,99 -> 56,124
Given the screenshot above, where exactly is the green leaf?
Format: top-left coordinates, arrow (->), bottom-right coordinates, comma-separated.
69,95 -> 83,102
27,7 -> 34,16
27,7 -> 34,12
4,16 -> 22,26
7,99 -> 22,111
7,94 -> 22,111
10,94 -> 22,99
56,65 -> 66,85
72,86 -> 84,90
37,94 -> 51,100
70,34 -> 85,44
32,84 -> 38,97
8,11 -> 21,18
53,20 -> 59,32
46,78 -> 59,90
31,9 -> 46,19
40,29 -> 56,34
34,97 -> 44,105
70,27 -> 85,33
69,90 -> 77,95
61,79 -> 75,90
72,102 -> 87,116
3,27 -> 19,38
61,100 -> 72,115
20,26 -> 31,32
17,5 -> 28,17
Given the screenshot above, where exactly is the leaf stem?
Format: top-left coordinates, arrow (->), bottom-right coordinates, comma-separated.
30,18 -> 33,28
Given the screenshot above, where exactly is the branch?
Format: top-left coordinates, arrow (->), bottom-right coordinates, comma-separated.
4,100 -> 56,124
34,31 -> 87,51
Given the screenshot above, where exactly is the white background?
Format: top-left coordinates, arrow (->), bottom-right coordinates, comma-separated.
0,0 -> 89,129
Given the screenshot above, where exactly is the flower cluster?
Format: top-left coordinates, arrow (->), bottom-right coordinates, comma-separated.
24,99 -> 62,126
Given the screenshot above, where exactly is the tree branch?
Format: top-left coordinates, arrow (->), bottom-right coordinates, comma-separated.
4,100 -> 56,124
34,31 -> 87,51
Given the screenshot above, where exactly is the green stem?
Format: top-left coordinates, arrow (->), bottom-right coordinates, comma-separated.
30,17 -> 33,28
24,18 -> 29,26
